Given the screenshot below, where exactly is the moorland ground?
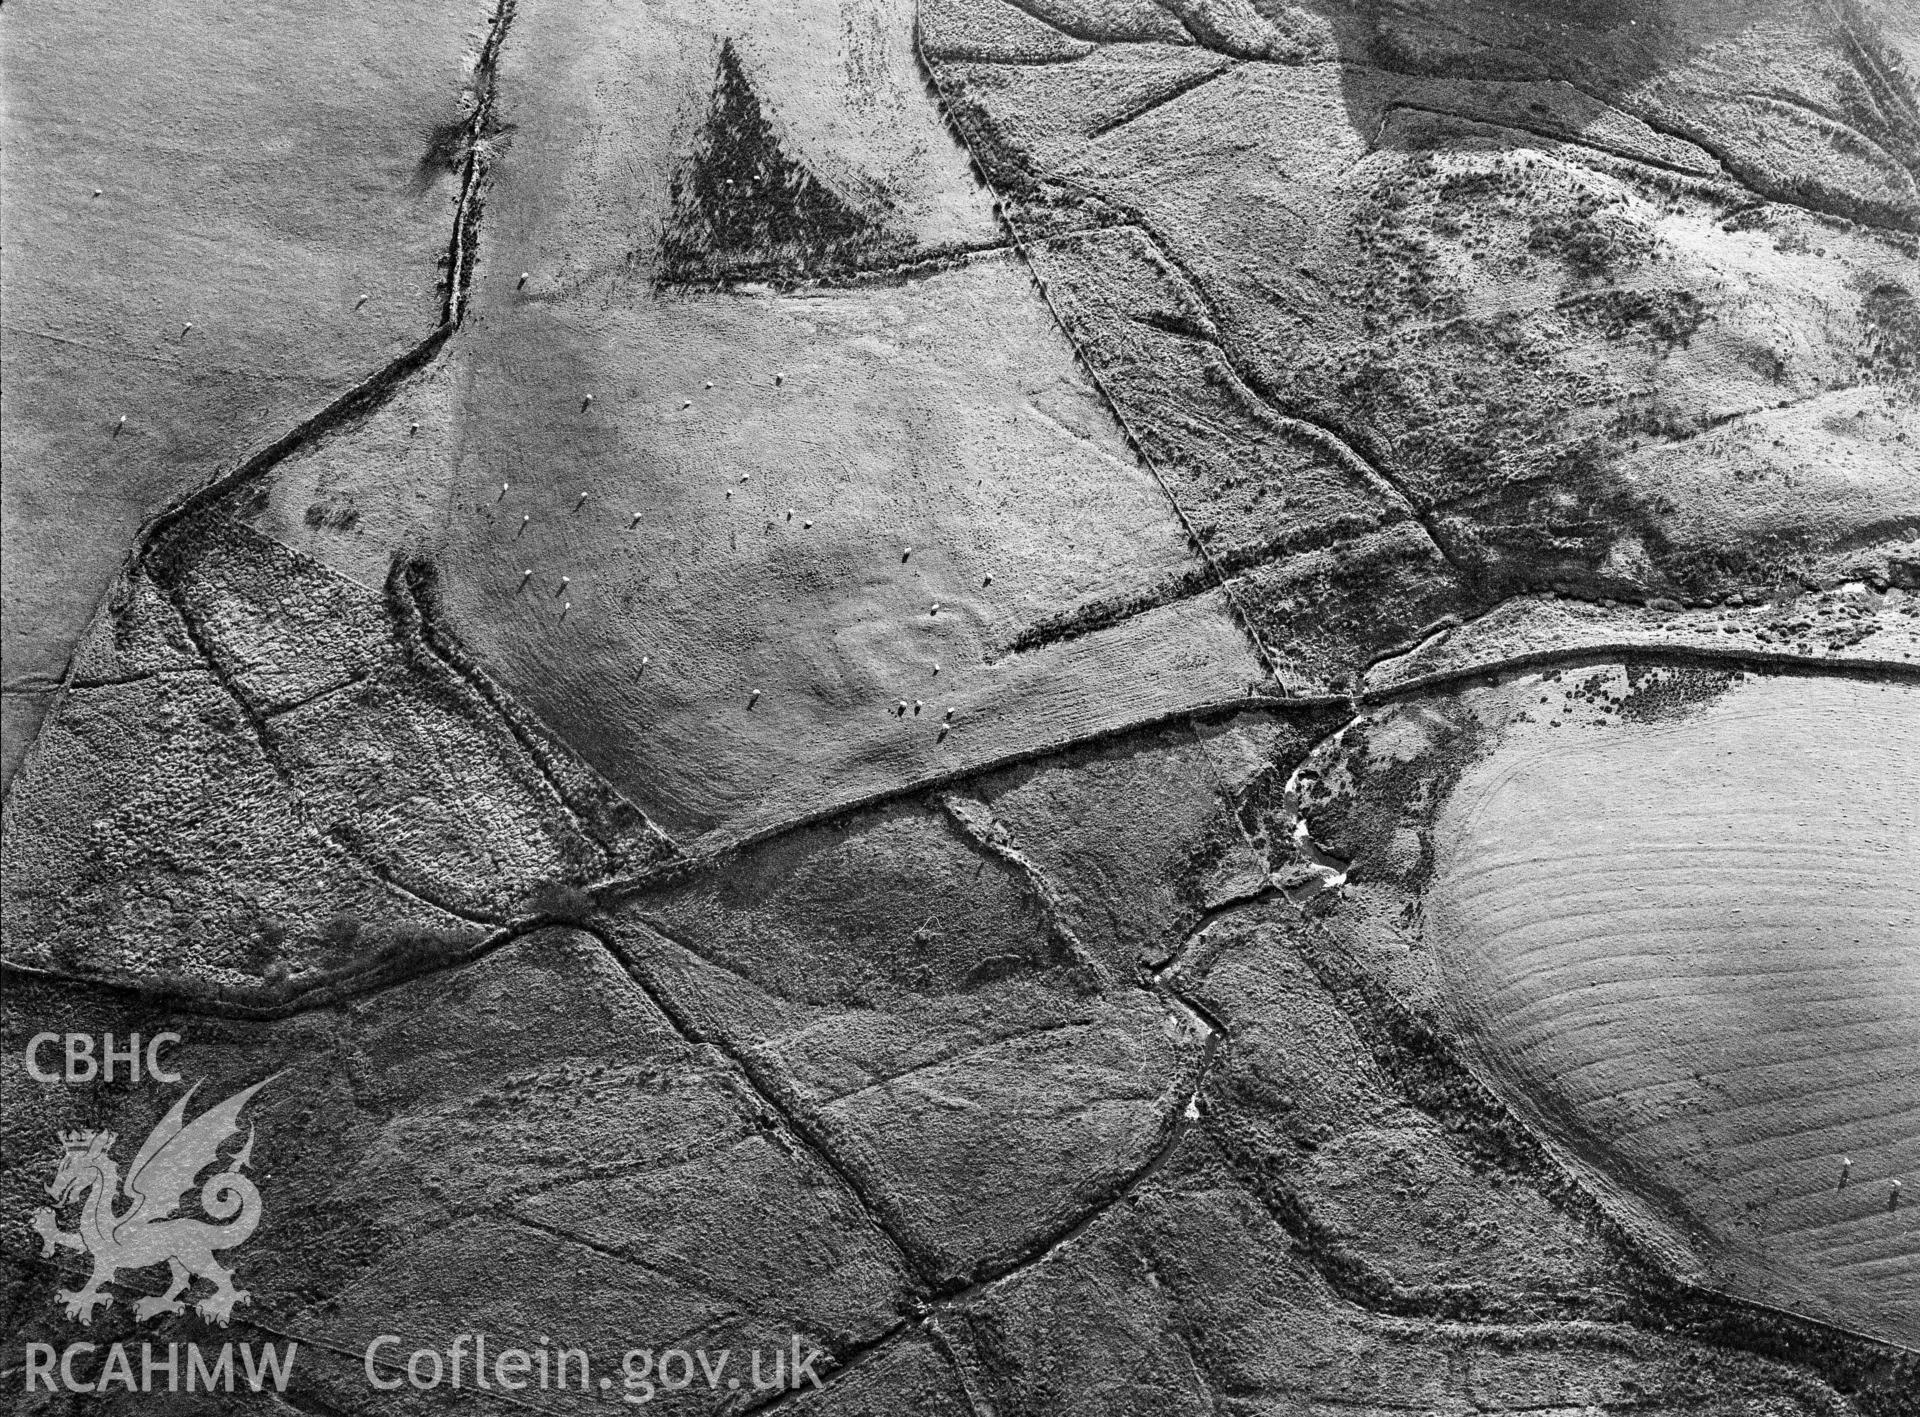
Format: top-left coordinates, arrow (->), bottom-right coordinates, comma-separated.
3,0 -> 1917,1411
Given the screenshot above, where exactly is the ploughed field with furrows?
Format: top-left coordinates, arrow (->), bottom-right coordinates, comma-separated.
1427,675 -> 1920,1346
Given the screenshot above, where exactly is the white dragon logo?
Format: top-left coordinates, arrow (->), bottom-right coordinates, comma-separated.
31,1076 -> 273,1326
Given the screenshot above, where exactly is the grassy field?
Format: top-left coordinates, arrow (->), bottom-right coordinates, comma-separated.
0,0 -> 484,789
435,261 -> 1263,836
398,0 -> 1268,837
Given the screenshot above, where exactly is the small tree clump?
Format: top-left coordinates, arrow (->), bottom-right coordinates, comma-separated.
527,879 -> 596,922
